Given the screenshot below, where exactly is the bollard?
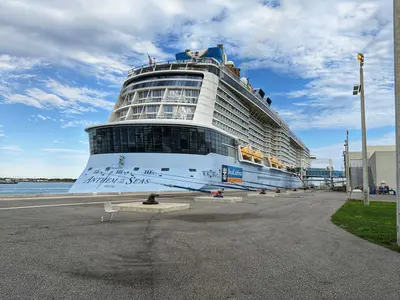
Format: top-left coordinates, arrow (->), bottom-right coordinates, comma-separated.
213,189 -> 224,198
143,193 -> 160,205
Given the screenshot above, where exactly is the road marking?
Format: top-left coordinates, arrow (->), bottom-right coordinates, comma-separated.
0,195 -> 135,201
0,200 -> 141,211
0,191 -> 196,201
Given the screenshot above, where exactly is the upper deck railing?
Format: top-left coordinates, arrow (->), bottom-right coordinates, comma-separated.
125,58 -> 308,151
127,58 -> 220,77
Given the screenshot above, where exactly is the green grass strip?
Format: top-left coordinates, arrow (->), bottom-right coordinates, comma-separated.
332,200 -> 400,253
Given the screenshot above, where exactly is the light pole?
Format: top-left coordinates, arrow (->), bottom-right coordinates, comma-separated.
344,130 -> 351,196
393,0 -> 400,245
329,159 -> 333,189
353,53 -> 369,205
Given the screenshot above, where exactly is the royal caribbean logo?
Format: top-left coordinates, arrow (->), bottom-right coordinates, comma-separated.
221,165 -> 243,183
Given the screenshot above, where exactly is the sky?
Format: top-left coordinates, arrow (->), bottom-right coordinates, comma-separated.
0,0 -> 395,178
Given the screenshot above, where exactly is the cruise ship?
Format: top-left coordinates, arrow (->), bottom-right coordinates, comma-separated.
69,45 -> 310,193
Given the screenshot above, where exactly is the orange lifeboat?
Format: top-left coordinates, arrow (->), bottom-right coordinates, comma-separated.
277,160 -> 283,169
253,150 -> 264,163
269,157 -> 278,168
241,145 -> 253,160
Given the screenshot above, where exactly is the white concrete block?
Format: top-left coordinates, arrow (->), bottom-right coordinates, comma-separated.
247,193 -> 276,197
116,202 -> 190,213
193,196 -> 242,202
350,191 -> 364,200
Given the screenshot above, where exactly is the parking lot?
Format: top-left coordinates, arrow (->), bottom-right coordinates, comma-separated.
1,191 -> 399,300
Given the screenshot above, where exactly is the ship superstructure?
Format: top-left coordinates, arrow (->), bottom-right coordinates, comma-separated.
69,45 -> 310,193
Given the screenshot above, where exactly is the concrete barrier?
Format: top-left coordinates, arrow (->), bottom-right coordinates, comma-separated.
193,196 -> 242,203
247,193 -> 276,197
116,202 -> 190,213
350,190 -> 363,200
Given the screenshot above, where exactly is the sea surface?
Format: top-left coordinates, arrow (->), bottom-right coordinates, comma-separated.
0,182 -> 73,195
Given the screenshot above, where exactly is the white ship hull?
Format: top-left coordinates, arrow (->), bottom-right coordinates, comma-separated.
69,153 -> 302,193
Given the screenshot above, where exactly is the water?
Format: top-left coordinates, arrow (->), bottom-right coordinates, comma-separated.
0,182 -> 73,195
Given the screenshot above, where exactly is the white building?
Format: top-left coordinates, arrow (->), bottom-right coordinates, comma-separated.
348,145 -> 396,189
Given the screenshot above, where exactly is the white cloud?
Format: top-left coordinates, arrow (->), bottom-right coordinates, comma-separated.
4,93 -> 43,108
35,114 -> 56,121
0,55 -> 42,72
0,125 -> 4,137
3,80 -> 113,113
79,140 -> 89,145
45,80 -> 113,110
60,119 -> 100,128
0,0 -> 170,83
41,148 -> 88,154
2,0 -> 392,132
0,145 -> 23,152
311,131 -> 395,169
258,1 -> 393,131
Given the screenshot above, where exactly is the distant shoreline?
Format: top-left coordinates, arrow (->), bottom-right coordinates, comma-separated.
2,179 -> 76,183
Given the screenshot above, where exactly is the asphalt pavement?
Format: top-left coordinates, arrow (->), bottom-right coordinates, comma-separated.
0,191 -> 399,300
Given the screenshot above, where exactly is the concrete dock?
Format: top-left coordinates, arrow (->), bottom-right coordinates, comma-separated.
0,190 -> 399,300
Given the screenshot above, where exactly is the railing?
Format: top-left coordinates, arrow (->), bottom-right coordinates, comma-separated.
157,113 -> 174,119
127,58 -> 220,77
164,97 -> 198,104
123,113 -> 195,121
115,98 -> 199,114
137,98 -> 162,103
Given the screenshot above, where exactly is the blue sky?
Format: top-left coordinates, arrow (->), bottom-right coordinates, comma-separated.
0,0 -> 395,177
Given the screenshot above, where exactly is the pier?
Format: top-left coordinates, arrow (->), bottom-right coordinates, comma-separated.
0,190 -> 399,299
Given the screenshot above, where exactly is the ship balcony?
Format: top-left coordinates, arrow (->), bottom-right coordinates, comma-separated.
129,113 -> 195,120
115,97 -> 198,113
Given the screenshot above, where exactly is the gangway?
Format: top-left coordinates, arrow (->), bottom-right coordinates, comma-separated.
304,168 -> 344,179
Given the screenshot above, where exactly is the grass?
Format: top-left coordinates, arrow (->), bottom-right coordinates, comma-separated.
332,200 -> 400,253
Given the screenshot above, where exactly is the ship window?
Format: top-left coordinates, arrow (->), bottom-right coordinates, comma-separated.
145,105 -> 159,113
87,125 -> 235,157
161,168 -> 170,171
132,107 -> 142,114
164,105 -> 174,113
152,89 -> 164,97
189,169 -> 196,172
